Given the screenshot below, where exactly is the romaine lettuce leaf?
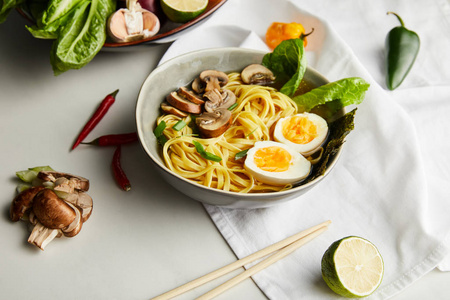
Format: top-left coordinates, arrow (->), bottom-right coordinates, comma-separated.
0,0 -> 26,23
292,77 -> 370,112
50,0 -> 115,75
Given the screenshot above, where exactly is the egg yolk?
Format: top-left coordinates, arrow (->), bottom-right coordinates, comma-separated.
254,146 -> 292,172
282,116 -> 318,144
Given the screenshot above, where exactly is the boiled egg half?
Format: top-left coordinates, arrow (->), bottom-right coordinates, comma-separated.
274,112 -> 328,156
244,141 -> 311,186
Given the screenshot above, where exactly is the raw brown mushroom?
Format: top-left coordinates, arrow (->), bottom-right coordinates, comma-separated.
204,89 -> 236,113
11,169 -> 93,250
32,189 -> 77,230
65,192 -> 93,223
199,70 -> 229,92
241,64 -> 275,85
166,91 -> 202,114
196,108 -> 233,138
38,171 -> 90,192
10,186 -> 45,222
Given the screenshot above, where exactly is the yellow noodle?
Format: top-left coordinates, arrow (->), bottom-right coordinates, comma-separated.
156,73 -> 299,193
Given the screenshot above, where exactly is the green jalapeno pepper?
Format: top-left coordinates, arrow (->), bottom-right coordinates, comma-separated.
385,12 -> 420,90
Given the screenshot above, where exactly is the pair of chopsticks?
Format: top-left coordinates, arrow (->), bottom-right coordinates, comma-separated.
151,220 -> 331,300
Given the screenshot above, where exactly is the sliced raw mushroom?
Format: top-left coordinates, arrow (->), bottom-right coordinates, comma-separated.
241,64 -> 275,85
199,70 -> 229,92
192,77 -> 206,94
61,202 -> 83,237
38,171 -> 90,192
28,223 -> 61,250
196,108 -> 233,138
107,0 -> 160,43
65,192 -> 93,223
160,102 -> 188,118
166,91 -> 202,114
32,189 -> 77,230
10,186 -> 45,222
178,86 -> 204,104
204,89 -> 236,113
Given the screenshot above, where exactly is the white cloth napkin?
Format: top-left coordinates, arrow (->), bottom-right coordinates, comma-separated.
159,0 -> 450,298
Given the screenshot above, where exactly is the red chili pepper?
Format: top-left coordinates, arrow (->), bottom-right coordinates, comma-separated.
71,89 -> 119,150
112,146 -> 131,191
82,132 -> 138,146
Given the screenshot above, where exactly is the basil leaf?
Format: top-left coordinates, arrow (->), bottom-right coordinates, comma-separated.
292,77 -> 370,112
262,38 -> 307,96
193,140 -> 222,162
172,120 -> 186,131
50,0 -> 115,75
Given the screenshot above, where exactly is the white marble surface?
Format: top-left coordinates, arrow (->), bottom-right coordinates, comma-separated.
0,6 -> 449,300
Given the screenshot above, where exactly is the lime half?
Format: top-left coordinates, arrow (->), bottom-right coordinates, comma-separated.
160,0 -> 208,23
321,236 -> 384,298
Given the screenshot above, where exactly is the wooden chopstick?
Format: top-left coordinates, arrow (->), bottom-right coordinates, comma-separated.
151,220 -> 331,300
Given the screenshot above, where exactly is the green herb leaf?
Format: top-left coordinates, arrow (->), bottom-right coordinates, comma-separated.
262,38 -> 307,96
234,149 -> 249,160
193,140 -> 222,162
172,120 -> 186,131
292,77 -> 370,112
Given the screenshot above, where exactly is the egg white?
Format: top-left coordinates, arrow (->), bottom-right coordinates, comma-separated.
244,141 -> 311,186
273,112 -> 328,156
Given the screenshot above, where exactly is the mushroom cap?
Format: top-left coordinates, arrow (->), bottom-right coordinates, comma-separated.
161,102 -> 188,118
10,186 -> 45,222
196,108 -> 232,138
166,91 -> 202,114
192,77 -> 206,94
204,89 -> 236,113
241,64 -> 275,85
32,189 -> 77,230
199,70 -> 229,92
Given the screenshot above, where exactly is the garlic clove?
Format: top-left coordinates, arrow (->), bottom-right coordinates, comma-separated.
107,7 -> 160,43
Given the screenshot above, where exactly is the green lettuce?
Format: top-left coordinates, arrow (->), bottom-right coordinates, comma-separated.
293,77 -> 370,112
0,0 -> 26,23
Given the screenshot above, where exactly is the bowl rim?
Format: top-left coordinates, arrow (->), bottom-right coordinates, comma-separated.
136,47 -> 344,199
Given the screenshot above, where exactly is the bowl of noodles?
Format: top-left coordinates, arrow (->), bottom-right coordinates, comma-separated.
136,47 -> 347,208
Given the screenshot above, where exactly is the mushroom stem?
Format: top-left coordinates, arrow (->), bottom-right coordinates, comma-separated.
28,223 -> 61,250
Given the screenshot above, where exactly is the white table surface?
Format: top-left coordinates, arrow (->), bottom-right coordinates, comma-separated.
1,8 -> 449,300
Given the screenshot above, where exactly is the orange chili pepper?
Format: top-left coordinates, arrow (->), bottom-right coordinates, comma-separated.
266,22 -> 309,49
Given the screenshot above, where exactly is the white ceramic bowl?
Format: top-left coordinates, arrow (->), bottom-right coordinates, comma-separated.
136,48 -> 343,208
